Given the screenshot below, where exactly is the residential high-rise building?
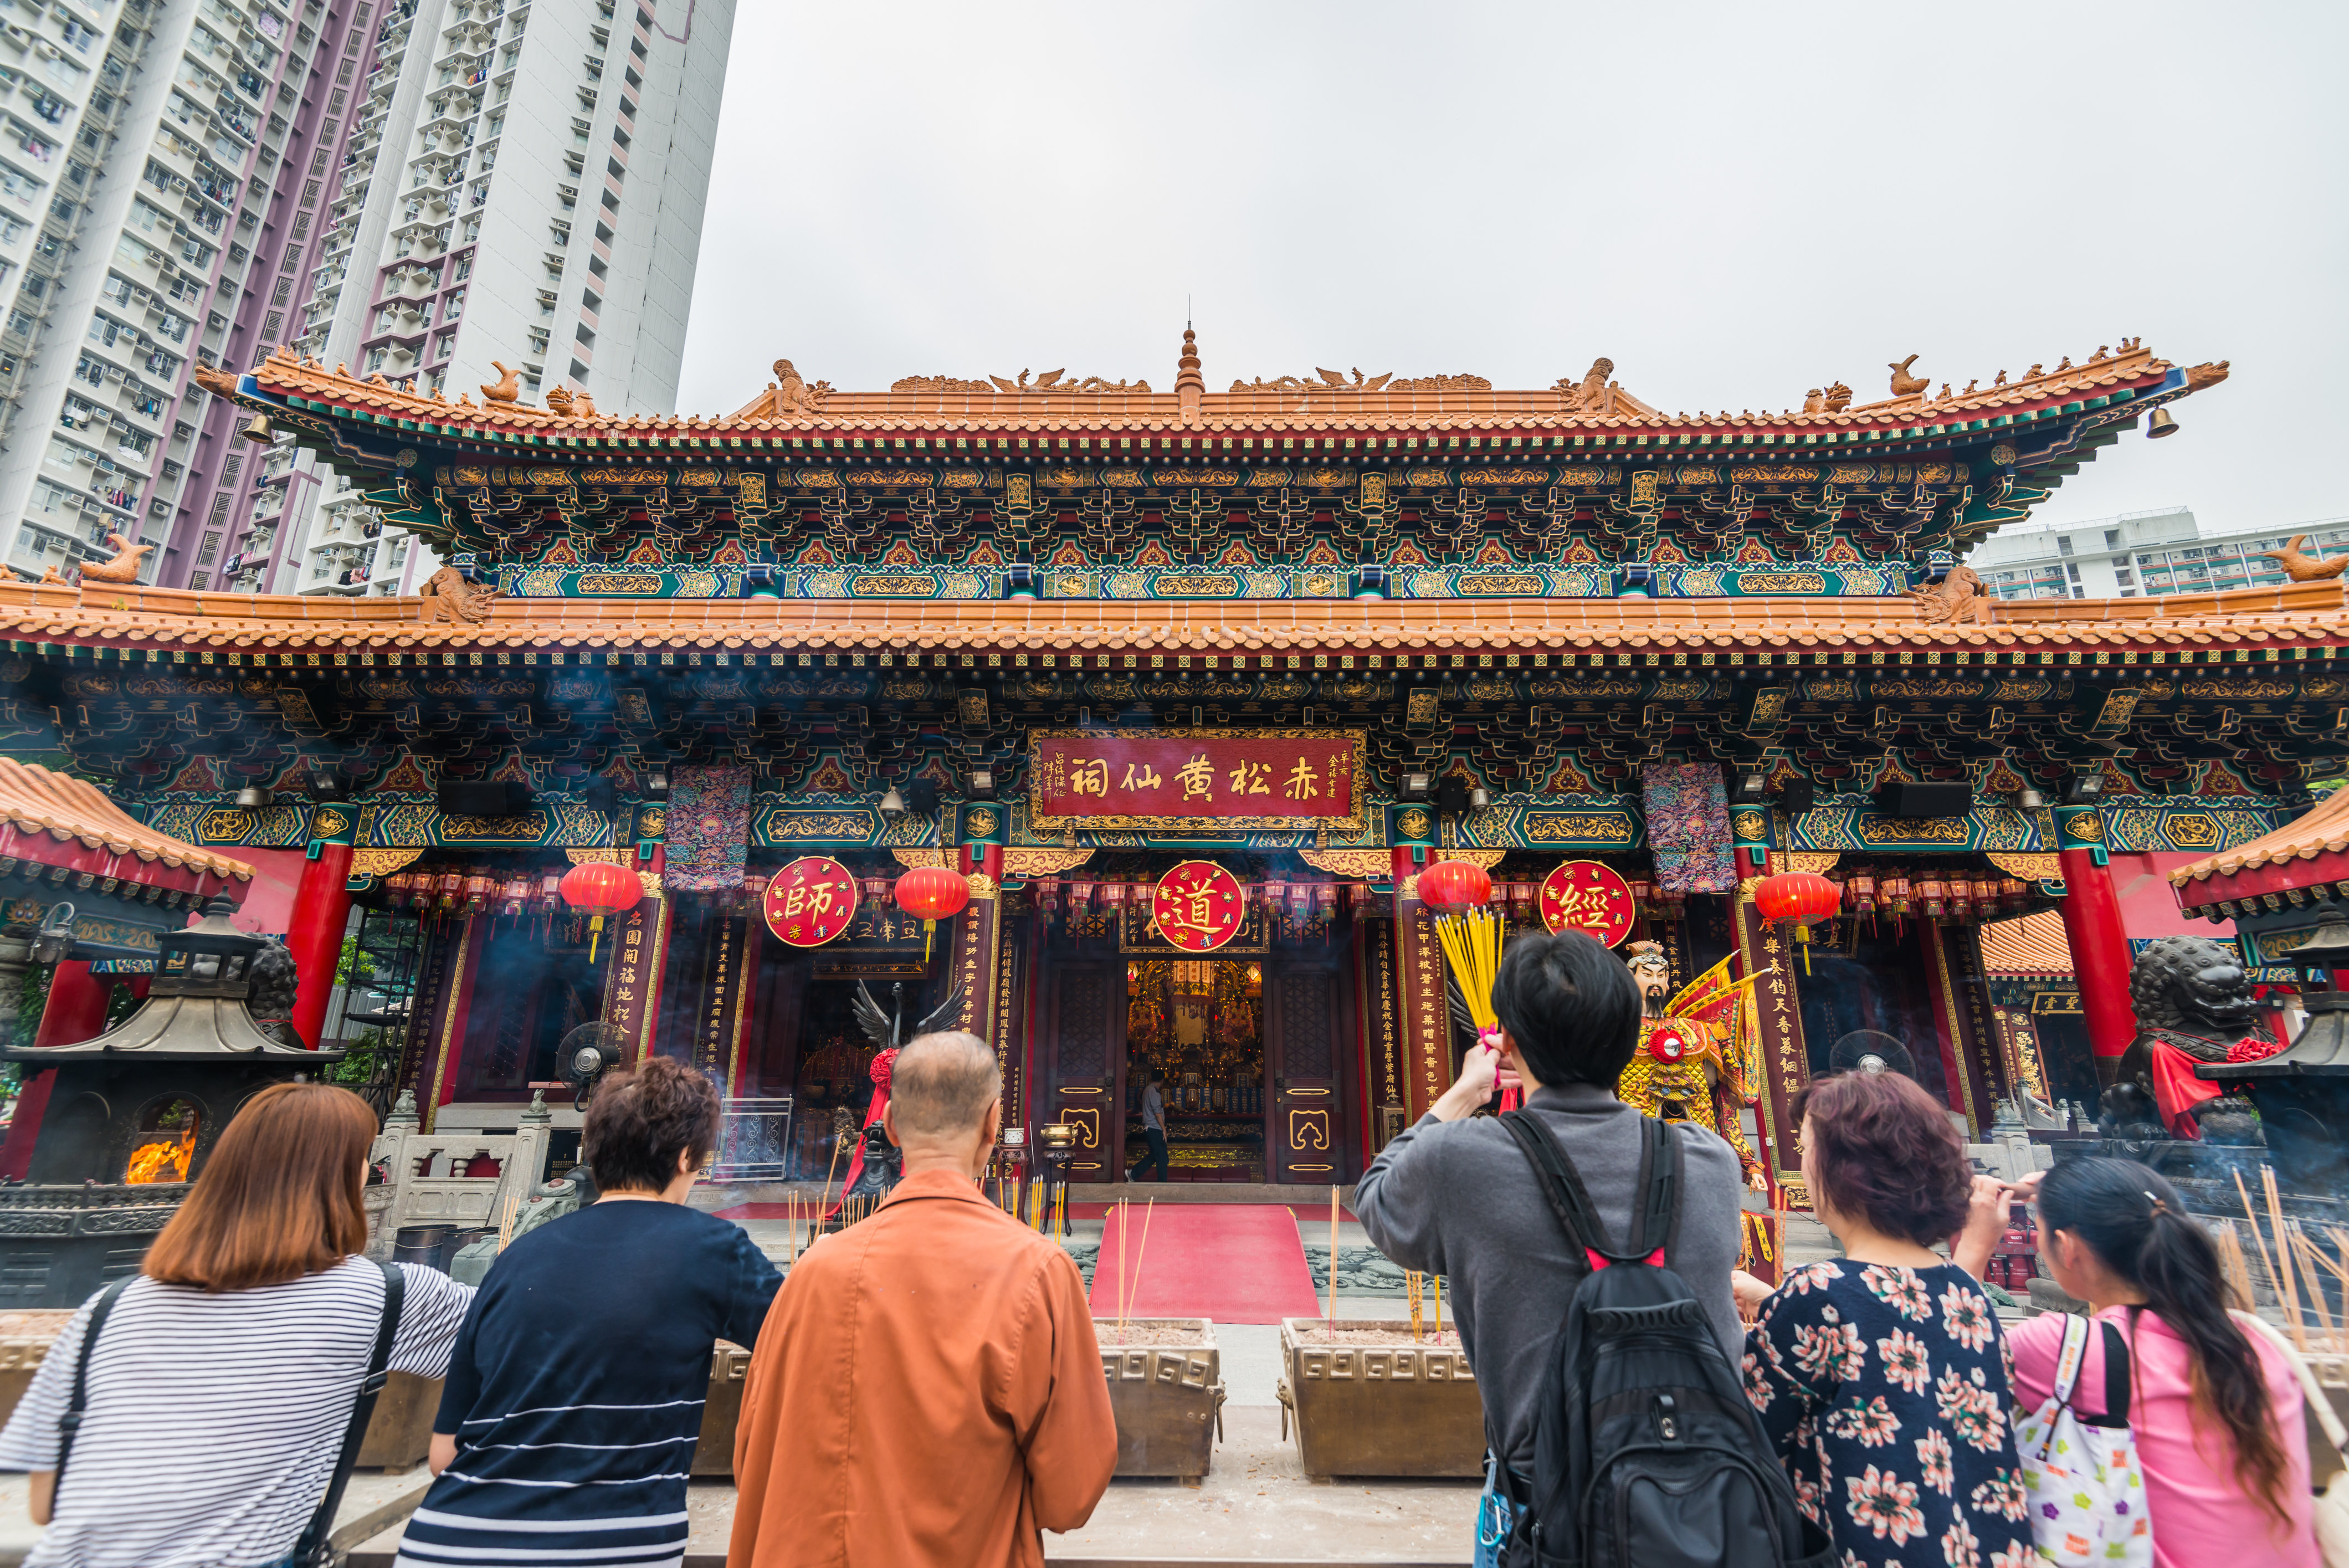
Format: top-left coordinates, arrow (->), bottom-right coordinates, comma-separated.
187,0 -> 735,596
0,0 -> 361,583
1967,505 -> 2349,601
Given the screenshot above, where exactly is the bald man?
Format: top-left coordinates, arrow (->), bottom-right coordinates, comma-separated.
728,1031 -> 1115,1568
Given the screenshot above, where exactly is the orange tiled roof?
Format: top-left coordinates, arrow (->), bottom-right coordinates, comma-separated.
199,340 -> 2218,443
0,758 -> 252,880
2170,787 -> 2349,887
1979,911 -> 2073,977
3,577 -> 2346,658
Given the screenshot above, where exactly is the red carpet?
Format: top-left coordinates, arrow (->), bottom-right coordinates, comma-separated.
1090,1203 -> 1322,1325
713,1198 -> 1358,1223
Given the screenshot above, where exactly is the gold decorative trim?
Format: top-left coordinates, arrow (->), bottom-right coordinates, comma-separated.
1777,852 -> 1841,874
566,848 -> 630,865
1300,849 -> 1393,879
891,847 -> 948,869
1987,852 -> 2061,882
350,847 -> 427,878
1002,847 -> 1094,877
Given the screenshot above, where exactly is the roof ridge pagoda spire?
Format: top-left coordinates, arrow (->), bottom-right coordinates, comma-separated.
1175,325 -> 1204,425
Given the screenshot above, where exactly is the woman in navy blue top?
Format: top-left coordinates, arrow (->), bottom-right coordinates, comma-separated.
396,1059 -> 781,1568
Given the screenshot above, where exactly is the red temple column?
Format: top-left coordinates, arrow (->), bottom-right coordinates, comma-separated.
2053,802 -> 2137,1085
285,796 -> 360,1049
0,961 -> 116,1178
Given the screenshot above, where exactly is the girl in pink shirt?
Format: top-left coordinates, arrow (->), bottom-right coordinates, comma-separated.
1964,1157 -> 2316,1568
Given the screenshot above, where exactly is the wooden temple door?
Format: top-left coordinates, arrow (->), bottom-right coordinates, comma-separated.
1044,958 -> 1125,1182
1265,955 -> 1348,1183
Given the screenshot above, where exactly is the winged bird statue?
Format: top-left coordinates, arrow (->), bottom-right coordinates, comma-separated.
851,978 -> 967,1052
835,978 -> 968,1205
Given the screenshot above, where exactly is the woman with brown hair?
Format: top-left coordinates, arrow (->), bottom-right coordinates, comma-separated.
1735,1069 -> 2034,1566
396,1057 -> 780,1568
0,1081 -> 474,1568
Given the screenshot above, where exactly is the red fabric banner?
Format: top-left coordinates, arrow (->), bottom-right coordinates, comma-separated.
1031,732 -> 1358,825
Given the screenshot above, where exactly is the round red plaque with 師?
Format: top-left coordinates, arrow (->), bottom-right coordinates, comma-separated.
1150,860 -> 1247,952
1539,860 -> 1637,948
762,856 -> 859,948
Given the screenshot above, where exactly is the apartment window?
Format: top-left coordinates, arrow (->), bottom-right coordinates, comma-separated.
2104,530 -> 2121,549
196,531 -> 220,565
188,572 -> 209,591
2071,587 -> 2085,599
2114,569 -> 2134,586
2066,563 -> 2081,582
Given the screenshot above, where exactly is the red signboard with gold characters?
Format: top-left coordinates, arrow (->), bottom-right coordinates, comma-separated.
1150,860 -> 1247,953
762,855 -> 859,948
1540,859 -> 1637,949
1030,730 -> 1365,832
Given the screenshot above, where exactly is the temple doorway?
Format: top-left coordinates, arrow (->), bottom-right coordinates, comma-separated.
1034,925 -> 1358,1185
1126,959 -> 1266,1181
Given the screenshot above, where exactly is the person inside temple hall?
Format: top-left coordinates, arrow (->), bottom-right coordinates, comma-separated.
729,1029 -> 1116,1568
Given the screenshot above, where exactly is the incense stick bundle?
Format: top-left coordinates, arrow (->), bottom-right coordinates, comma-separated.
1432,1274 -> 1444,1342
1434,906 -> 1504,1033
1406,1270 -> 1424,1343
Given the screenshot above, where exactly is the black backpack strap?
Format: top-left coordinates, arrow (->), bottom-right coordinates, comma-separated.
55,1277 -> 131,1498
290,1261 -> 404,1567
1627,1117 -> 1682,1263
1499,1108 -> 1620,1262
2100,1320 -> 2131,1424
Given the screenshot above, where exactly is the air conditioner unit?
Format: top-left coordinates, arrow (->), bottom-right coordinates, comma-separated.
438,780 -> 534,817
1874,782 -> 1971,819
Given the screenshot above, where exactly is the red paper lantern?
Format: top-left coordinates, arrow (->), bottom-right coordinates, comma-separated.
1755,870 -> 1840,928
894,864 -> 970,922
1417,859 -> 1493,916
894,864 -> 971,961
559,860 -> 644,961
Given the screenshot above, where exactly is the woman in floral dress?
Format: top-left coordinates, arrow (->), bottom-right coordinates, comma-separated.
1735,1070 -> 2034,1567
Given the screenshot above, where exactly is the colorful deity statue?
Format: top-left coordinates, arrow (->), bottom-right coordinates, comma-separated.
1618,942 -> 1770,1190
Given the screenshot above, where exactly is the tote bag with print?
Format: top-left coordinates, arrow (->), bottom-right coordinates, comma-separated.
2013,1313 -> 2152,1568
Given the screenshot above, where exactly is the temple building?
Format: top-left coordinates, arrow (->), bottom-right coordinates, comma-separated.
0,329 -> 2326,1201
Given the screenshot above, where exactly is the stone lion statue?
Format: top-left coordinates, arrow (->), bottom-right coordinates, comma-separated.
2096,934 -> 2272,1145
245,939 -> 304,1050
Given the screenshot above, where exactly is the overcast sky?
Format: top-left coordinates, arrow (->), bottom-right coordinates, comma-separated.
675,2 -> 2345,539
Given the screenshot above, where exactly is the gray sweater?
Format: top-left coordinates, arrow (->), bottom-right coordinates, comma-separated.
1352,1081 -> 1746,1469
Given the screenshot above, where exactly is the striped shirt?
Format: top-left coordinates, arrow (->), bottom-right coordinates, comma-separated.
0,1257 -> 473,1568
395,1200 -> 779,1568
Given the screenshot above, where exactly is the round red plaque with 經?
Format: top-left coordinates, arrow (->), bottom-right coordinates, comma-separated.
763,855 -> 859,947
1539,859 -> 1635,948
1150,860 -> 1246,952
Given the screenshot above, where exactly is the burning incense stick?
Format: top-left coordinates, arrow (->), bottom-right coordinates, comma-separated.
1326,1185 -> 1341,1334
816,1137 -> 845,1234
2235,1169 -> 2284,1311
1432,1274 -> 1444,1342
1126,1198 -> 1155,1338
2216,1222 -> 2251,1311
2264,1166 -> 2309,1351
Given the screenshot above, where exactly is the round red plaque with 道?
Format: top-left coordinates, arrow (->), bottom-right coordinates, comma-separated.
1150,860 -> 1246,953
1540,860 -> 1637,948
762,856 -> 860,948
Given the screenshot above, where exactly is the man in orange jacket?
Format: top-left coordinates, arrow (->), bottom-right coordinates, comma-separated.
729,1029 -> 1116,1567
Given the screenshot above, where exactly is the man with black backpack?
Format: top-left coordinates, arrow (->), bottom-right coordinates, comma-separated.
1355,930 -> 1829,1568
